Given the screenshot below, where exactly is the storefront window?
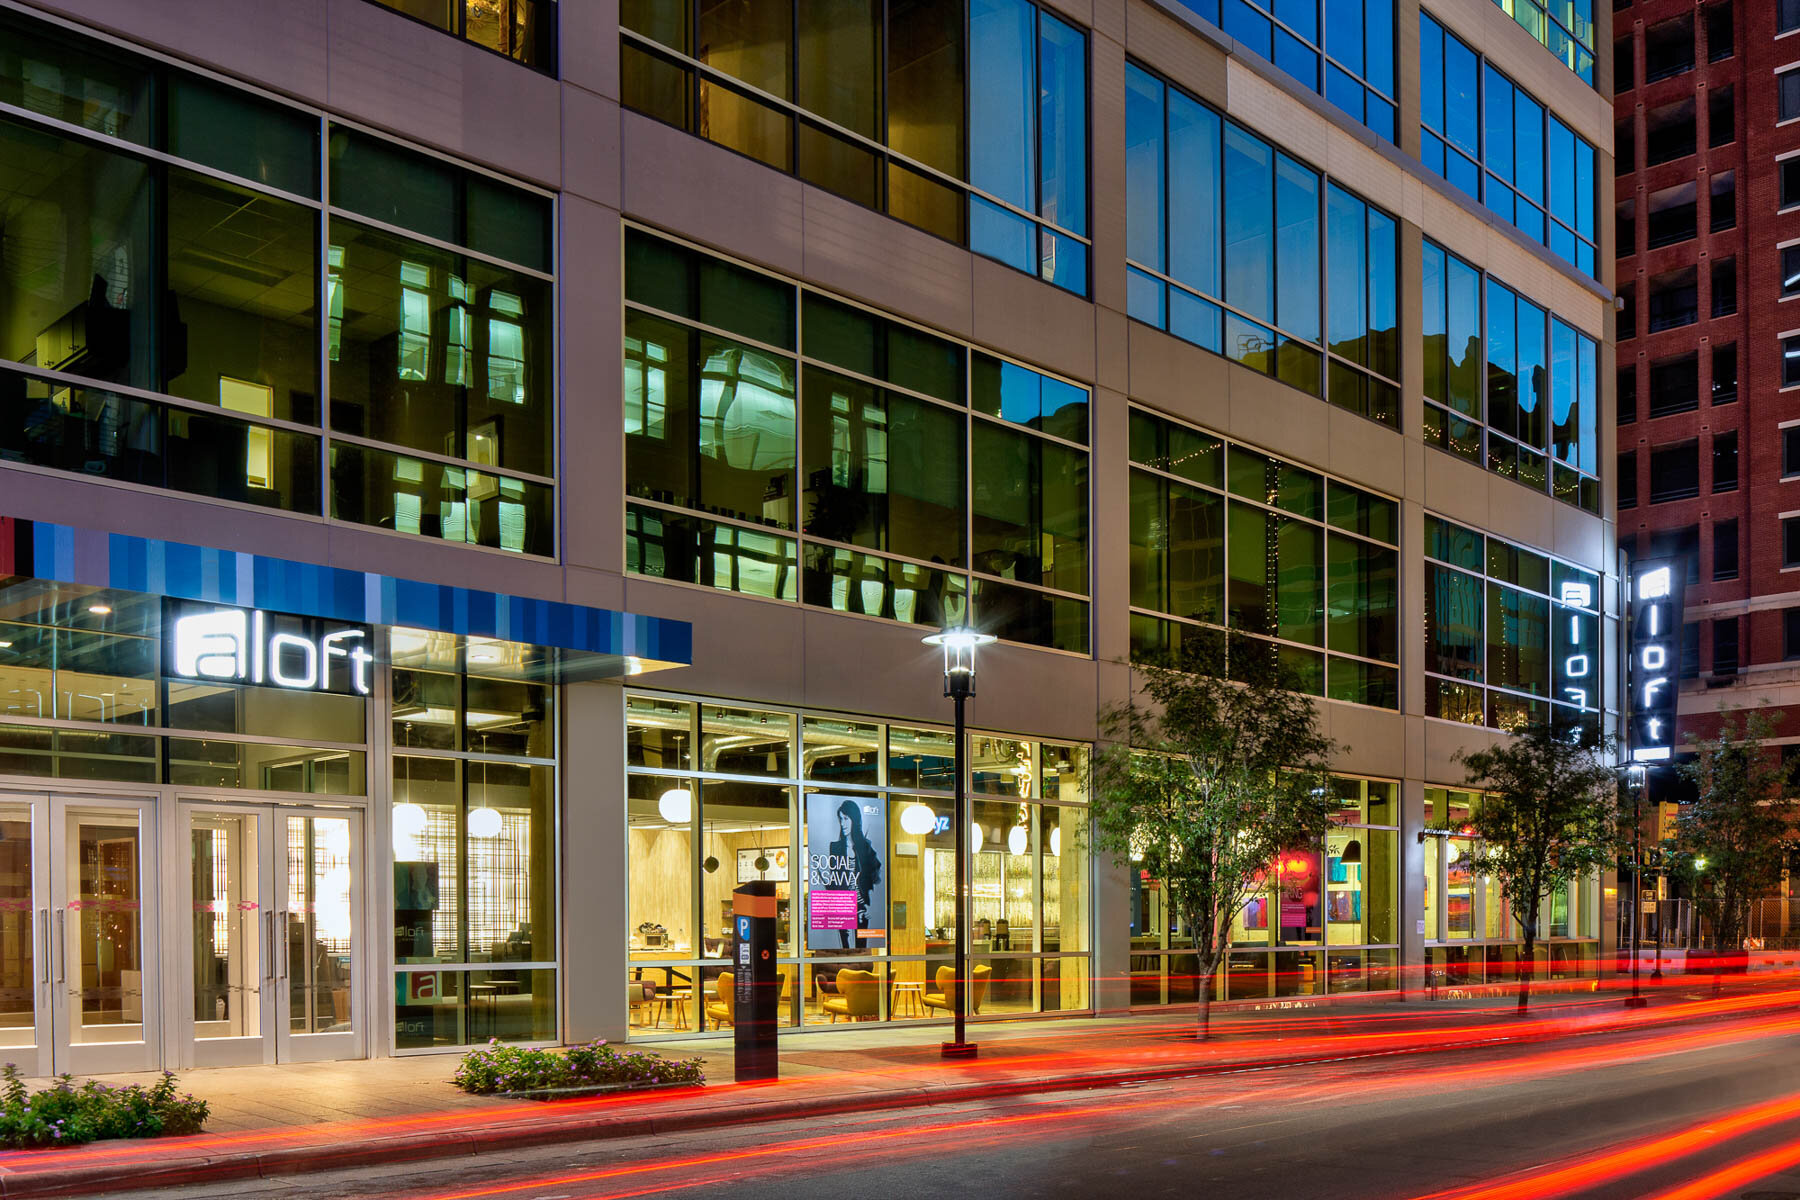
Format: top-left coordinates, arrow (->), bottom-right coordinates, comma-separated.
625,691 -> 1090,1035
391,635 -> 556,1048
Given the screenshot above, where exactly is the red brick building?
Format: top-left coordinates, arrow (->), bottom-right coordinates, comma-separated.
1615,0 -> 1800,762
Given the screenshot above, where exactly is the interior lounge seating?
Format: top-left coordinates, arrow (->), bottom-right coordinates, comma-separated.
821,968 -> 879,1022
922,964 -> 991,1016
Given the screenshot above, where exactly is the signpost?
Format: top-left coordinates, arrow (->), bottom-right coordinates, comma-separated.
732,881 -> 778,1082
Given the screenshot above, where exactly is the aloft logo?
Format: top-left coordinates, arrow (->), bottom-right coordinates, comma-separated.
171,606 -> 372,695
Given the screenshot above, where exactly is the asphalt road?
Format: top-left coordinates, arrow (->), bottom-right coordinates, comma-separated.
101,1001 -> 1800,1200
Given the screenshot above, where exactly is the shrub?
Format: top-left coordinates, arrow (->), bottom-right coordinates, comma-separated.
0,1065 -> 209,1148
453,1039 -> 705,1095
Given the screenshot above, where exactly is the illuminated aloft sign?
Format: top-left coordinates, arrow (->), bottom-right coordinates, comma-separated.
165,601 -> 372,696
1628,559 -> 1686,762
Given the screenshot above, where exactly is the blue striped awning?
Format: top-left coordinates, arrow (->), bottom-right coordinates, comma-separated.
0,515 -> 690,676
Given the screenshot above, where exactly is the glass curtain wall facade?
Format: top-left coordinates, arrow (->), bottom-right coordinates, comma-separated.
1422,240 -> 1601,512
624,693 -> 1089,1035
1130,775 -> 1399,1003
0,586 -> 368,790
0,9 -> 556,555
364,0 -> 557,72
1124,61 -> 1400,426
1423,787 -> 1600,984
1127,406 -> 1402,709
619,0 -> 1089,294
390,630 -> 558,1049
624,227 -> 1092,653
1419,12 -> 1599,279
1424,515 -> 1604,733
1489,0 -> 1595,84
1166,0 -> 1398,141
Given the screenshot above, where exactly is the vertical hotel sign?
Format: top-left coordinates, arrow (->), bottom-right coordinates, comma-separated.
1629,558 -> 1686,762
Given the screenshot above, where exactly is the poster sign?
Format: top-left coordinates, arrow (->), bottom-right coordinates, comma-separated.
805,794 -> 887,950
1629,558 -> 1686,762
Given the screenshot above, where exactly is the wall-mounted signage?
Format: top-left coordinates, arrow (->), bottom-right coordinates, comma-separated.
1628,559 -> 1686,762
805,793 -> 887,951
1553,578 -> 1599,713
165,600 -> 372,696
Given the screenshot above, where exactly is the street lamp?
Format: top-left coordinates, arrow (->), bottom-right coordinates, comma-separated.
1625,763 -> 1648,1008
923,624 -> 995,1059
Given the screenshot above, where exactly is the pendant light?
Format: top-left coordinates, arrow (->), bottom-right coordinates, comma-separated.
468,734 -> 502,838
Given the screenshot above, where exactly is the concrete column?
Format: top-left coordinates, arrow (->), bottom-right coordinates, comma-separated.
1400,776 -> 1429,992
562,679 -> 627,1043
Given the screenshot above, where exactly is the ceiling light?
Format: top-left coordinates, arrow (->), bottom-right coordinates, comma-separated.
87,604 -> 112,615
0,641 -> 12,649
467,806 -> 503,838
1049,826 -> 1061,857
1007,825 -> 1028,856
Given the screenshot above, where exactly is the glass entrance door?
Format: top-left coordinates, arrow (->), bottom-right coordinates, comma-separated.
185,802 -> 362,1066
0,793 -> 159,1076
55,797 -> 157,1075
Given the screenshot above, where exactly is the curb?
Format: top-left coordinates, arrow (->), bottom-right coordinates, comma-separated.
0,994 -> 1739,1198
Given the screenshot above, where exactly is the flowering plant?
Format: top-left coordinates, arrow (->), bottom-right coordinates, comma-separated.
452,1038 -> 705,1095
0,1065 -> 209,1148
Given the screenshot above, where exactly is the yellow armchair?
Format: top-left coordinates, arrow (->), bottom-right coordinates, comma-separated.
821,969 -> 880,1022
921,964 -> 990,1016
705,971 -> 734,1029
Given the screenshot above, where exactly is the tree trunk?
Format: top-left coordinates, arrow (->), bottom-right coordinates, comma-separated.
1517,916 -> 1537,1015
1197,980 -> 1212,1041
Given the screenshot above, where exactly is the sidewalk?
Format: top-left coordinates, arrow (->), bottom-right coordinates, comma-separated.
0,984 -> 1780,1198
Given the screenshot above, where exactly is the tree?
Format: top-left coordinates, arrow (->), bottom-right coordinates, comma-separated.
1456,723 -> 1620,1014
1092,634 -> 1340,1040
1673,711 -> 1798,954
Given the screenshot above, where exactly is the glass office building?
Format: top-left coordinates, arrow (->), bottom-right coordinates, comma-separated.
0,0 -> 1617,1068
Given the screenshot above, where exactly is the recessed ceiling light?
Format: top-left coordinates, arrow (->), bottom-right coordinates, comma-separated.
0,641 -> 12,649
87,604 -> 112,615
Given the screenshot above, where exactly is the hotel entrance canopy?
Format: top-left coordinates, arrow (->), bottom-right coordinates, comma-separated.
0,516 -> 690,682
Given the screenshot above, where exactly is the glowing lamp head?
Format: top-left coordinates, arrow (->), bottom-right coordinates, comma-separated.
467,806 -> 503,838
392,802 -> 427,838
1049,826 -> 1061,858
899,803 -> 937,836
1007,825 -> 1028,856
970,822 -> 985,854
658,787 -> 693,825
922,626 -> 996,699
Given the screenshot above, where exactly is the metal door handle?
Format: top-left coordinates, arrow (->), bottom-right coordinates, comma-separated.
277,912 -> 289,980
52,909 -> 64,986
261,910 -> 273,985
36,910 -> 47,985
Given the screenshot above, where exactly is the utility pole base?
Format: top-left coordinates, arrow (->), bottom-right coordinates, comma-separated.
941,1041 -> 979,1059
1623,996 -> 1648,1008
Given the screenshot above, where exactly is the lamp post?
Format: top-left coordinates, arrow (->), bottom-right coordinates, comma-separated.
1625,763 -> 1647,1008
923,625 -> 995,1059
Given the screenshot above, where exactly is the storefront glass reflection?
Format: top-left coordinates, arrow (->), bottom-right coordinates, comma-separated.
625,691 -> 1090,1036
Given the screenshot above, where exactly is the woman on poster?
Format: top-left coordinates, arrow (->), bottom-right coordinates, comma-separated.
830,799 -> 883,949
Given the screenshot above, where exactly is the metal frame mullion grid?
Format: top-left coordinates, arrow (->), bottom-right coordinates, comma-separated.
623,236 -> 1094,649
1126,67 -> 1406,412
623,690 -> 1091,1033
622,13 -> 1090,253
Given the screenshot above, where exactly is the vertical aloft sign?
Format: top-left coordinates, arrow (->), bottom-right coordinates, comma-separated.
1628,558 -> 1687,762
